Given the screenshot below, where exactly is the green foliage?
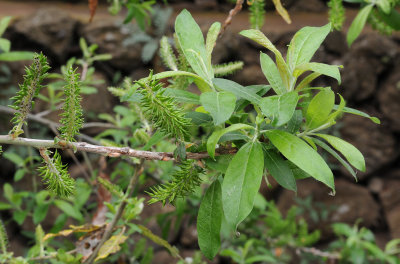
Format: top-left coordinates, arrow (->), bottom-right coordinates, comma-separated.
332,222 -> 400,264
123,6 -> 173,63
38,150 -> 75,198
340,0 -> 400,46
148,160 -> 203,205
9,53 -> 50,137
58,66 -> 83,142
0,16 -> 34,62
108,0 -> 156,30
136,74 -> 191,140
249,0 -> 266,30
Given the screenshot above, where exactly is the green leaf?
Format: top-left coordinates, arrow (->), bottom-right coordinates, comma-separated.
3,152 -> 24,167
306,89 -> 335,130
0,51 -> 35,61
200,91 -> 236,126
295,72 -> 321,91
13,210 -> 27,225
264,150 -> 297,192
377,0 -> 391,14
287,23 -> 331,69
0,16 -> 11,37
294,63 -> 342,84
213,78 -> 262,105
185,112 -> 213,125
206,22 -> 221,69
312,137 -> 357,181
175,10 -> 212,81
0,38 -> 11,53
287,110 -> 303,134
164,88 -> 200,104
265,130 -> 334,192
207,123 -> 254,159
197,180 -> 222,260
378,8 -> 400,30
33,204 -> 49,225
333,106 -> 380,124
239,29 -> 290,90
14,168 -> 26,182
260,52 -> 285,95
347,4 -> 374,46
315,134 -> 365,172
0,202 -> 12,210
54,200 -> 83,221
259,91 -> 299,126
222,142 -> 264,230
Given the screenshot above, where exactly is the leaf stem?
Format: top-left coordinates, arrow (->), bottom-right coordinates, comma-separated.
84,162 -> 144,264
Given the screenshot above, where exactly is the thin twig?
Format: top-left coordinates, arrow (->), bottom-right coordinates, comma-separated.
219,0 -> 244,37
29,249 -> 77,261
0,105 -> 102,145
0,135 -> 236,161
84,162 -> 144,264
297,247 -> 341,259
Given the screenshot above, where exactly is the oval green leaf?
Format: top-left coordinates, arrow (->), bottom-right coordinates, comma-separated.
222,141 -> 264,230
197,180 -> 223,260
347,4 -> 374,46
259,91 -> 299,127
200,91 -> 236,126
213,78 -> 262,105
264,150 -> 297,192
315,134 -> 365,172
265,130 -> 334,192
306,89 -> 335,130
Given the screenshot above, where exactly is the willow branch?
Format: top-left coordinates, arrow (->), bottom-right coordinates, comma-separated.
297,247 -> 341,259
219,0 -> 244,37
0,135 -> 236,161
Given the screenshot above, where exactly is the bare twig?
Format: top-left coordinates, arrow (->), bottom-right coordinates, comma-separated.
29,249 -> 78,261
0,105 -> 106,145
297,247 -> 341,260
219,0 -> 244,37
84,162 -> 144,264
0,135 -> 237,161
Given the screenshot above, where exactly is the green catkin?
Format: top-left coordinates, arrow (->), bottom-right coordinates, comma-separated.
137,75 -> 191,140
213,61 -> 244,77
249,0 -> 266,30
38,150 -> 75,198
0,219 -> 8,254
58,66 -> 84,142
9,53 -> 50,137
147,160 -> 202,205
328,0 -> 345,30
159,36 -> 178,71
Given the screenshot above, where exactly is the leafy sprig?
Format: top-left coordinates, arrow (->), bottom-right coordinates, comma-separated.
58,66 -> 84,142
136,73 -> 191,140
38,149 -> 75,198
148,160 -> 203,205
9,53 -> 50,137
